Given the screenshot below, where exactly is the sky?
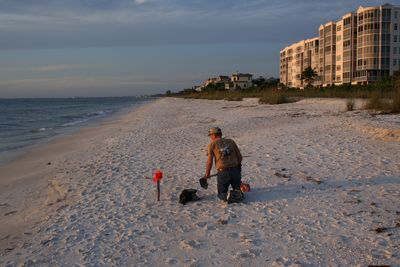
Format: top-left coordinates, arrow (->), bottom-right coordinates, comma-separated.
0,0 -> 392,97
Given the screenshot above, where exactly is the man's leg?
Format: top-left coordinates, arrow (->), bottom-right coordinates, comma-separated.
217,170 -> 230,201
227,167 -> 243,204
230,167 -> 242,190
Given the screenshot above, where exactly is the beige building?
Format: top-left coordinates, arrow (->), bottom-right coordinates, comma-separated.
355,4 -> 400,84
319,21 -> 337,86
280,3 -> 400,88
225,73 -> 253,90
335,12 -> 358,85
280,37 -> 319,88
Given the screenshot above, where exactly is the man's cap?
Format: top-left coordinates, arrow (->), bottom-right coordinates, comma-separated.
208,127 -> 222,136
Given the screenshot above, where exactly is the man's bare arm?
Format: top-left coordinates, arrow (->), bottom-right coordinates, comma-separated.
205,153 -> 213,178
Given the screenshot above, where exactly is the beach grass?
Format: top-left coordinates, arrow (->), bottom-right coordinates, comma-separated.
258,91 -> 292,105
364,87 -> 400,113
171,72 -> 400,113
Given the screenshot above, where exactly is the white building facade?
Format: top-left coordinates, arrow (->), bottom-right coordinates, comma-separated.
224,73 -> 253,90
280,3 -> 400,88
280,38 -> 319,88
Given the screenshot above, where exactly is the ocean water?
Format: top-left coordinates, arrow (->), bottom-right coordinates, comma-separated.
0,97 -> 152,162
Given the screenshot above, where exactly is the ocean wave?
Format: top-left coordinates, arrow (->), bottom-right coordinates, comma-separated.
30,127 -> 48,133
60,115 -> 81,120
62,118 -> 91,127
62,110 -> 111,127
87,110 -> 108,116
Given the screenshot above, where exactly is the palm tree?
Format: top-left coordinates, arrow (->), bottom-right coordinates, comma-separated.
301,67 -> 318,87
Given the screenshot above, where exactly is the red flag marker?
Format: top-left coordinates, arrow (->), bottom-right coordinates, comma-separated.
153,170 -> 163,201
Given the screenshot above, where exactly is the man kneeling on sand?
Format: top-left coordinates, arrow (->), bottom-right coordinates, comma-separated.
203,127 -> 243,203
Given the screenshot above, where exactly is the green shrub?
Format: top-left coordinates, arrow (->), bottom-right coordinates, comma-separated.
365,95 -> 392,112
173,73 -> 400,111
224,96 -> 243,101
346,99 -> 355,111
259,92 -> 291,105
390,87 -> 400,113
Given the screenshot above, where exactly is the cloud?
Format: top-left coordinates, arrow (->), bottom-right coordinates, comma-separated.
0,0 -> 388,49
134,0 -> 147,4
32,64 -> 87,72
31,64 -> 105,72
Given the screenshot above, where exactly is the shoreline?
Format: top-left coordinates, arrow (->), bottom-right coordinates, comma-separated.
0,98 -> 155,166
1,97 -> 399,266
0,99 -> 159,256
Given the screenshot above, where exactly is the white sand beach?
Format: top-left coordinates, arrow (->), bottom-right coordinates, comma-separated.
1,97 -> 400,266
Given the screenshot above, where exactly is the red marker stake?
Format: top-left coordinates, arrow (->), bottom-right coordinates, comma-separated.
157,181 -> 160,201
153,170 -> 163,202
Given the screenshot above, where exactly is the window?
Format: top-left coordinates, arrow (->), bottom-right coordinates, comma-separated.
394,59 -> 397,66
395,11 -> 398,19
382,9 -> 391,21
395,24 -> 398,31
337,35 -> 342,41
325,46 -> 331,52
337,55 -> 341,61
395,47 -> 398,54
395,35 -> 398,43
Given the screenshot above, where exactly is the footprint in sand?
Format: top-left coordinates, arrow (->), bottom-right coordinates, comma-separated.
179,239 -> 202,250
226,232 -> 239,238
184,258 -> 200,267
196,221 -> 207,228
371,248 -> 392,260
235,248 -> 261,258
165,258 -> 178,264
4,210 -> 17,216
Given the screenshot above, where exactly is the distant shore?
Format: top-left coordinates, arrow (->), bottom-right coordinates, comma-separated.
1,97 -> 399,266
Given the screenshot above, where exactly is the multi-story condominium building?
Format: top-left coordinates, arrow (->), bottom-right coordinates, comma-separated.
304,38 -> 320,85
280,3 -> 400,88
280,37 -> 319,88
335,12 -> 358,85
319,21 -> 337,86
279,47 -> 292,87
355,4 -> 400,83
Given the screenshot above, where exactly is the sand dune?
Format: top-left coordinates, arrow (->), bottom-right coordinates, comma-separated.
1,98 -> 399,266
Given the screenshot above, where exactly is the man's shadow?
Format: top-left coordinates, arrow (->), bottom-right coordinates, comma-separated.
245,175 -> 400,204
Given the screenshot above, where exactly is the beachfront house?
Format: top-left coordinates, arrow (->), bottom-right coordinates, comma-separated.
203,77 -> 218,88
193,85 -> 202,92
224,73 -> 253,90
217,75 -> 230,83
199,75 -> 230,91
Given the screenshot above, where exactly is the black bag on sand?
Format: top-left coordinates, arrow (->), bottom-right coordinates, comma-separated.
179,189 -> 201,205
227,189 -> 244,204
